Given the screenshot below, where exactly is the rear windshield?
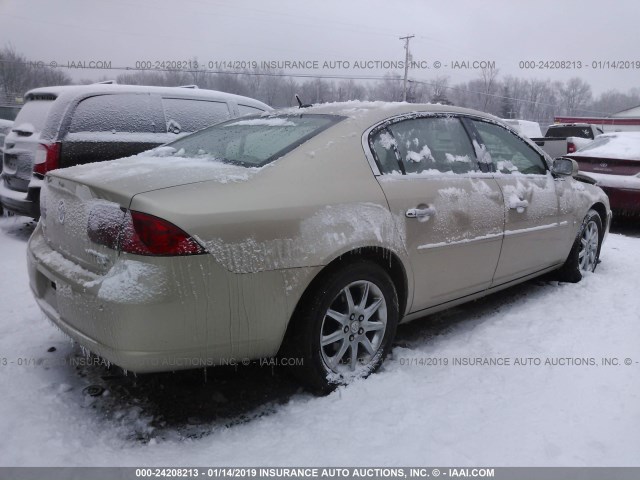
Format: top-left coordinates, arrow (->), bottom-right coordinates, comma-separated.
164,114 -> 343,167
573,134 -> 640,159
12,99 -> 55,133
546,126 -> 594,139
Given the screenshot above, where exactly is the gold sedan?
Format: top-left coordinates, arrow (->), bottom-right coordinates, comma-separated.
27,103 -> 611,392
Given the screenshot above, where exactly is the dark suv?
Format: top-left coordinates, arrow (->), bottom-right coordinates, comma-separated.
0,83 -> 271,218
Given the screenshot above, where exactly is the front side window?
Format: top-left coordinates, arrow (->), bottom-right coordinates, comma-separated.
162,114 -> 343,167
370,116 -> 478,175
470,120 -> 547,175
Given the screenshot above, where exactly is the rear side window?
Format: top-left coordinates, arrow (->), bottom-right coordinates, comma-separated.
471,120 -> 547,175
238,104 -> 265,116
165,114 -> 343,167
69,94 -> 165,133
12,100 -> 54,133
372,116 -> 477,174
163,98 -> 230,134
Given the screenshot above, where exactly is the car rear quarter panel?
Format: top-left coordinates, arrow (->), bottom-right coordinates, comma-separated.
129,121 -> 409,273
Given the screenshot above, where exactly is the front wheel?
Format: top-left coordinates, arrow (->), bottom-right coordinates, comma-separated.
282,261 -> 399,393
555,209 -> 603,283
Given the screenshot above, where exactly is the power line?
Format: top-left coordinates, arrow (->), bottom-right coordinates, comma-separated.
0,59 -> 615,116
0,58 -> 406,81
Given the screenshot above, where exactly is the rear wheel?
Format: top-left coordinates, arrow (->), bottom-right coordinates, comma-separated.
283,261 -> 399,393
555,209 -> 603,283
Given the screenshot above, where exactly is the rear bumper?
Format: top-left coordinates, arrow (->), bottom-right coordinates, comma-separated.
0,180 -> 40,218
27,223 -> 313,373
600,186 -> 640,214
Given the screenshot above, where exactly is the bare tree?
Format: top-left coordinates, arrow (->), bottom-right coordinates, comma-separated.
559,77 -> 592,116
281,77 -> 300,107
211,71 -> 249,96
590,89 -> 640,115
480,65 -> 500,112
0,45 -> 71,98
368,73 -> 403,101
429,75 -> 451,104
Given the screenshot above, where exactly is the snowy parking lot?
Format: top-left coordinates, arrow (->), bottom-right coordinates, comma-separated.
0,214 -> 639,467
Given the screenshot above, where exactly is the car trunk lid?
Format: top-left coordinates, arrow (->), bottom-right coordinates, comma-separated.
41,175 -> 125,275
41,153 -> 256,272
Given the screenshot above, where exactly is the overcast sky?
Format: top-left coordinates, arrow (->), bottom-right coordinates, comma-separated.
1,0 -> 639,95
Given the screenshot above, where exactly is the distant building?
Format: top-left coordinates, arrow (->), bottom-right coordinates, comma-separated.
554,104 -> 640,132
611,105 -> 640,118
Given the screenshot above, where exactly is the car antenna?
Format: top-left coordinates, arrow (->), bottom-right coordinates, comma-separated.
295,94 -> 312,108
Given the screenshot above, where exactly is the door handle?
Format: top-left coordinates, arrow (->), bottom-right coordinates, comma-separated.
406,206 -> 436,220
509,199 -> 529,213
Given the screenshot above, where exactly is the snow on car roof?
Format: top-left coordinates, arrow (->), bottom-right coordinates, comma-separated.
263,101 -> 499,128
572,131 -> 640,160
24,84 -> 272,109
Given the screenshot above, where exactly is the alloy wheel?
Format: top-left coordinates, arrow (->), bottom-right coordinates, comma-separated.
578,220 -> 599,272
319,280 -> 388,374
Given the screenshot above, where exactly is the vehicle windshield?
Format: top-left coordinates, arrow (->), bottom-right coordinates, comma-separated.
161,114 -> 343,167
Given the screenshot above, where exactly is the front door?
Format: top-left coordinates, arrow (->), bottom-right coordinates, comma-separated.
464,119 -> 569,285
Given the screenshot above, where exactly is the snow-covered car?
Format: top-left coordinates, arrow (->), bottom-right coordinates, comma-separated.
0,118 -> 13,167
566,132 -> 640,215
0,83 -> 271,219
0,118 -> 13,215
532,123 -> 603,158
501,119 -> 542,138
26,102 -> 611,393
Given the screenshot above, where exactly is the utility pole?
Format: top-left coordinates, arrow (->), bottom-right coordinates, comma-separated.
400,34 -> 414,102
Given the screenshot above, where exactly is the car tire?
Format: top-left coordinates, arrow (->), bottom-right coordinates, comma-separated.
555,209 -> 603,283
282,260 -> 399,394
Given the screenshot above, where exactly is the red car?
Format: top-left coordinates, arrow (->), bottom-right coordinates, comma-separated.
567,132 -> 640,215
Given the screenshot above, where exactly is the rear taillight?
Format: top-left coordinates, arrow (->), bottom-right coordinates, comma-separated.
33,143 -> 61,176
567,142 -> 577,154
88,206 -> 205,256
122,211 -> 205,255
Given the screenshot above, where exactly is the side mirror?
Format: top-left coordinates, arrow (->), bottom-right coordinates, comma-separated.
552,158 -> 579,177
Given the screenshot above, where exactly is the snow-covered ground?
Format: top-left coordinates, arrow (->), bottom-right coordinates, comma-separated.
0,214 -> 638,467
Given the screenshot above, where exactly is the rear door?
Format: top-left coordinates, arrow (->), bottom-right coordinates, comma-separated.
464,118 -> 569,285
61,93 -> 170,167
369,114 -> 505,312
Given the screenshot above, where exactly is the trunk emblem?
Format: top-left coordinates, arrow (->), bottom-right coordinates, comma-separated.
57,200 -> 66,224
599,162 -> 608,168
